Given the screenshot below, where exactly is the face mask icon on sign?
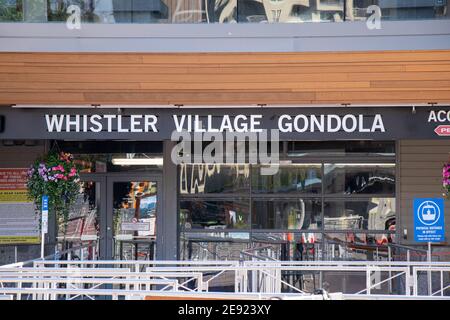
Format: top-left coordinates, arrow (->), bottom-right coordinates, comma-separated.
421,202 -> 436,221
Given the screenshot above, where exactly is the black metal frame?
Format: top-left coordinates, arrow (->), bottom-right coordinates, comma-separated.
79,171 -> 162,260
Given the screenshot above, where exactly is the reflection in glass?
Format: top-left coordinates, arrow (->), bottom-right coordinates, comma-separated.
322,232 -> 391,261
113,181 -> 157,260
60,181 -> 99,240
251,232 -> 322,261
1,0 -> 448,22
0,0 -> 23,21
179,164 -> 250,194
113,181 -> 157,238
179,232 -> 250,260
287,141 -> 395,157
172,0 -> 237,23
324,163 -> 395,195
349,0 -> 449,21
252,199 -> 321,230
180,200 -> 250,229
71,153 -> 163,173
324,198 -> 395,230
252,164 -> 321,194
237,0 -> 344,23
1,0 -> 238,23
58,181 -> 99,260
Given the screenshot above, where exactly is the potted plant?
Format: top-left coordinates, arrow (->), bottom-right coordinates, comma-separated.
27,152 -> 81,234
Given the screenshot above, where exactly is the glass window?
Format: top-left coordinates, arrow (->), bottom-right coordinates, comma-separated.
203,0 -> 237,23
252,199 -> 321,230
179,231 -> 250,260
56,141 -> 163,154
250,232 -> 322,261
237,0 -> 344,23
57,181 -> 100,260
177,141 -> 397,261
179,164 -> 250,194
1,0 -> 238,23
251,164 -> 322,194
59,181 -> 100,241
0,0 -> 23,21
287,141 -> 395,158
322,232 -> 391,261
113,181 -> 158,239
180,199 -> 250,230
55,141 -> 163,173
324,163 -> 395,195
349,0 -> 449,21
1,0 -> 449,22
70,153 -> 163,173
324,198 -> 395,230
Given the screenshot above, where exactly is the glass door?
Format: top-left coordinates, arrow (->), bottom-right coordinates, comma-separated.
58,178 -> 104,261
106,175 -> 161,261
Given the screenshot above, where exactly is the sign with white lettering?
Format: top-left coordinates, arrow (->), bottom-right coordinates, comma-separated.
121,221 -> 150,232
41,195 -> 48,234
434,125 -> 450,136
1,107 -> 450,140
428,110 -> 450,137
43,113 -> 387,134
414,198 -> 445,243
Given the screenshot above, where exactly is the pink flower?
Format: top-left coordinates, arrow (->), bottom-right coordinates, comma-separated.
51,165 -> 65,172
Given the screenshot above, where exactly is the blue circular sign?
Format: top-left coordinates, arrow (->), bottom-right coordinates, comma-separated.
417,200 -> 441,226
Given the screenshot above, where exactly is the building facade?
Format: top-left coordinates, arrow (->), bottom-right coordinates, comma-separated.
0,1 -> 450,277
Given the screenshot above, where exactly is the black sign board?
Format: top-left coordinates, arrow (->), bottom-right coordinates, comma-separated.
0,115 -> 4,133
0,106 -> 449,141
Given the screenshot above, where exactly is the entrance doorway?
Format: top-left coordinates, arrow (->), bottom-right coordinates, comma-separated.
108,175 -> 161,261
60,173 -> 162,261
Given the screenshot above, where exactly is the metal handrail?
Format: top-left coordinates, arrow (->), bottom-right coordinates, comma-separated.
387,243 -> 428,254
0,242 -> 98,269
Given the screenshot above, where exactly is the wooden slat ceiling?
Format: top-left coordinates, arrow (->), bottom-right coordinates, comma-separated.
0,50 -> 450,105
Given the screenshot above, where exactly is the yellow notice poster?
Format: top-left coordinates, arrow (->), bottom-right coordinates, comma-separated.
0,168 -> 40,245
0,190 -> 29,203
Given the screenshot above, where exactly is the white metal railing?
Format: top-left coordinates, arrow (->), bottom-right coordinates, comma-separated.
412,266 -> 450,297
0,260 -> 449,300
32,260 -> 450,296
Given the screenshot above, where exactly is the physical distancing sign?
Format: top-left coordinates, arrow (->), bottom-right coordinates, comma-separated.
413,198 -> 445,242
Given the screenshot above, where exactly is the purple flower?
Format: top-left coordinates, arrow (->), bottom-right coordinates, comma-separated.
27,167 -> 35,177
443,164 -> 450,179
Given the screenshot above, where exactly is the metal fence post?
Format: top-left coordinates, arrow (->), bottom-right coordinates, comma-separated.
428,242 -> 432,296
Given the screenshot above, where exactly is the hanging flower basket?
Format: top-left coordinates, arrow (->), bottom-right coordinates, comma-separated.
443,163 -> 450,200
26,152 -> 81,231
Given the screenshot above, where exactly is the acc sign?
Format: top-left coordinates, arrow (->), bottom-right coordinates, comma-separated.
434,125 -> 450,136
413,198 -> 445,242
